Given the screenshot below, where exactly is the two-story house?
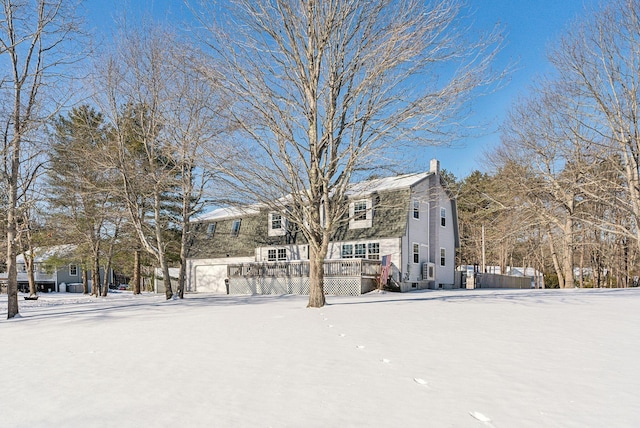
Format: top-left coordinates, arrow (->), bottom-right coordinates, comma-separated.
186,159 -> 459,295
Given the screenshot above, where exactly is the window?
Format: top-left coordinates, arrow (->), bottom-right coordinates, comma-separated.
440,248 -> 446,266
271,214 -> 282,230
268,212 -> 286,236
413,243 -> 420,264
349,198 -> 373,229
342,244 -> 353,259
413,199 -> 420,219
231,219 -> 241,237
367,243 -> 380,260
207,223 -> 216,236
69,264 -> 78,276
267,248 -> 287,262
355,243 -> 366,259
440,207 -> 446,227
354,200 -> 367,221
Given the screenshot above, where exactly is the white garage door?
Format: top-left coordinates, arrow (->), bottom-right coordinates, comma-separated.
195,265 -> 228,293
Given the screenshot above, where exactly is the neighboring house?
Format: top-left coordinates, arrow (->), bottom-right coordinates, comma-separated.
186,159 -> 459,295
0,245 -> 112,293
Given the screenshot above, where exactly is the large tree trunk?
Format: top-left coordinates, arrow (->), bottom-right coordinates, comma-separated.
562,219 -> 575,289
92,250 -> 101,297
307,244 -> 326,308
133,250 -> 141,294
6,206 -> 18,318
26,253 -> 36,296
548,230 -> 565,289
82,267 -> 89,294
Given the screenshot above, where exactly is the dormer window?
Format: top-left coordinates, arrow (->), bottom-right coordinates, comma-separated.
354,201 -> 367,221
231,219 -> 241,237
268,212 -> 286,236
207,223 -> 216,236
349,198 -> 373,229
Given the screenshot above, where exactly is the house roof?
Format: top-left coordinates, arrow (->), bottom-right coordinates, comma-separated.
346,172 -> 432,196
195,172 -> 433,223
194,205 -> 261,222
16,245 -> 77,264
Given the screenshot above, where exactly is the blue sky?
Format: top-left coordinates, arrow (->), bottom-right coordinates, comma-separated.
84,0 -> 602,179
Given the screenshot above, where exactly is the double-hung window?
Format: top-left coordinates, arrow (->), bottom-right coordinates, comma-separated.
207,223 -> 216,236
413,199 -> 420,219
354,201 -> 367,221
367,243 -> 380,260
69,264 -> 78,276
231,219 -> 241,237
440,248 -> 446,266
342,244 -> 354,259
268,212 -> 286,236
354,243 -> 366,259
413,243 -> 420,264
349,198 -> 373,229
440,207 -> 446,227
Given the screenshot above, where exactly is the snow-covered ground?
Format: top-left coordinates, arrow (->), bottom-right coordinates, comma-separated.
1,288 -> 639,427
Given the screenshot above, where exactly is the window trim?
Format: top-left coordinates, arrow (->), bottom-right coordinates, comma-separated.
349,198 -> 373,229
440,247 -> 446,266
268,212 -> 286,236
412,199 -> 420,220
413,243 -> 420,264
69,264 -> 78,276
277,248 -> 287,261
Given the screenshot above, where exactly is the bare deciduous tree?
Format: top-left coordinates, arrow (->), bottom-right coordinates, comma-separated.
0,0 -> 82,318
552,0 -> 640,250
196,0 -> 503,307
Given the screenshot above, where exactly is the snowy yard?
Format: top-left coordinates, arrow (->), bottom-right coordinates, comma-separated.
1,288 -> 639,427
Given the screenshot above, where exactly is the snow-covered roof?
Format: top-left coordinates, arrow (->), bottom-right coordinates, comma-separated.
195,172 -> 432,222
345,172 -> 432,196
194,205 -> 261,222
16,245 -> 77,264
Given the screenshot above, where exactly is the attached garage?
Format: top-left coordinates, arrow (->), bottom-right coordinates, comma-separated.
187,257 -> 255,294
194,264 -> 228,293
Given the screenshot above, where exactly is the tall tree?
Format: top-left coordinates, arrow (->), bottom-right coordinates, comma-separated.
48,105 -> 122,297
197,0 -> 503,307
551,0 -> 640,251
0,0 -> 82,318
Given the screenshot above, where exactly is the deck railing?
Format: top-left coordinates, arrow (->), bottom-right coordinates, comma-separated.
228,259 -> 380,279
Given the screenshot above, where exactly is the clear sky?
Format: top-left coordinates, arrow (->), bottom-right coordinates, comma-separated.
83,0 -> 602,179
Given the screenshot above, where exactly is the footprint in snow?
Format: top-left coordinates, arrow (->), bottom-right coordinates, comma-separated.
469,411 -> 496,427
413,378 -> 428,386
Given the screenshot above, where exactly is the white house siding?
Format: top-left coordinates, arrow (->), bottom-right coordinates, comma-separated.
402,180 -> 431,290
187,257 -> 254,293
429,183 -> 457,289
